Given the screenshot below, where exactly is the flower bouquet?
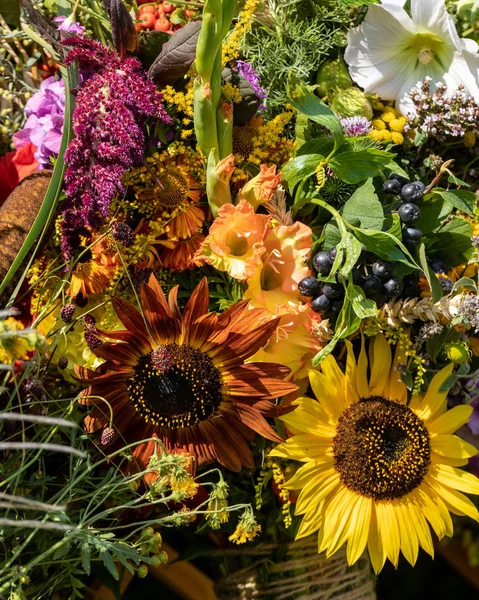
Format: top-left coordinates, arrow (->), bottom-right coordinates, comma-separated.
1,0 -> 479,598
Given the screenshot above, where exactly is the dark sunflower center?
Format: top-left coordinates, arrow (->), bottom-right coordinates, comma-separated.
332,396 -> 431,501
233,126 -> 258,157
156,170 -> 189,208
127,343 -> 223,428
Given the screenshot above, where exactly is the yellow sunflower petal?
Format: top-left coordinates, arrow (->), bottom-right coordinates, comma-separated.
280,401 -> 336,438
428,404 -> 473,435
319,354 -> 348,407
430,464 -> 479,495
426,474 -> 479,521
395,501 -> 419,567
384,342 -> 407,403
376,502 -> 401,567
309,369 -> 346,418
344,340 -> 360,405
407,498 -> 434,558
295,469 -> 338,515
319,486 -> 358,555
296,500 -> 324,539
356,335 -> 369,399
368,508 -> 386,575
346,495 -> 372,565
432,453 -> 469,467
368,333 -> 392,396
411,363 -> 454,422
411,486 -> 447,540
282,460 -> 331,490
431,435 -> 478,460
269,434 -> 333,462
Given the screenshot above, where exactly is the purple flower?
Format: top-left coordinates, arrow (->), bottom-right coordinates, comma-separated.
60,37 -> 171,260
466,373 -> 479,435
54,15 -> 85,35
235,60 -> 267,110
340,116 -> 373,137
13,76 -> 66,168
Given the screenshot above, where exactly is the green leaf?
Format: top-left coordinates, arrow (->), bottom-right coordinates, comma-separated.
435,189 -> 476,215
418,243 -> 442,302
452,277 -> 477,293
297,138 -> 334,157
353,229 -> 414,267
81,544 -> 91,576
323,221 -> 341,250
337,232 -> 363,277
282,154 -> 324,191
426,328 -> 450,362
426,217 -> 473,264
0,0 -> 20,27
349,284 -> 378,319
287,76 -> 344,150
100,549 -> 119,580
447,173 -> 471,187
341,178 -> 384,230
439,374 -> 458,393
329,149 -> 396,184
415,195 -> 452,234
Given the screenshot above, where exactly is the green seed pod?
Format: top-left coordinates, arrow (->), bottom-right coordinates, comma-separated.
315,57 -> 352,98
329,87 -> 373,120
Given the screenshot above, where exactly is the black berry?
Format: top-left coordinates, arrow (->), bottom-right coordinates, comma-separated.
384,276 -> 405,297
298,276 -> 321,297
429,258 -> 447,274
311,294 -> 330,314
389,173 -> 409,187
402,227 -> 423,247
400,182 -> 425,203
322,282 -> 344,300
336,269 -> 364,286
382,179 -> 401,195
402,275 -> 421,298
398,203 -> 421,225
372,259 -> 393,281
330,299 -> 344,314
312,251 -> 333,274
362,275 -> 383,298
328,248 -> 337,262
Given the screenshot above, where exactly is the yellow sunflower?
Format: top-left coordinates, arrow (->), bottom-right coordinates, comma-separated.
270,333 -> 479,573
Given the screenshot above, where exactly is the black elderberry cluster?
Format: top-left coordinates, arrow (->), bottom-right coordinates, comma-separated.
299,248 -> 422,322
383,173 -> 424,248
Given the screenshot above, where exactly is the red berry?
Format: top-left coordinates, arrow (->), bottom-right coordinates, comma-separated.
154,16 -> 171,31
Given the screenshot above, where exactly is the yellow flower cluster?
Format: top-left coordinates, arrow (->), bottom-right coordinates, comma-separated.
0,318 -> 37,364
248,111 -> 295,165
222,0 -> 260,64
221,82 -> 242,104
162,83 -> 194,138
270,460 -> 292,528
229,509 -> 261,544
369,105 -> 406,145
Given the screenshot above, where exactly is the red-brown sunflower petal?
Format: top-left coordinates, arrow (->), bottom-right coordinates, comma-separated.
94,329 -> 150,355
200,418 -> 243,472
93,343 -> 140,367
141,281 -> 180,344
219,417 -> 255,469
186,311 -> 219,349
143,274 -> 173,317
112,296 -> 149,339
167,285 -> 182,322
182,278 -> 209,334
224,364 -> 297,399
231,402 -> 283,443
84,410 -> 109,433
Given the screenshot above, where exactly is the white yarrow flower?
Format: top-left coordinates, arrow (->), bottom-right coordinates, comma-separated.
344,0 -> 479,114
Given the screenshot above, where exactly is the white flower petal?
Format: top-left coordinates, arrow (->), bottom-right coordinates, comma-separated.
345,5 -> 415,68
462,37 -> 479,54
443,52 -> 479,101
411,0 -> 462,51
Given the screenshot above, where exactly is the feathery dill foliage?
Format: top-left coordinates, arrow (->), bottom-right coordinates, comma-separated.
243,0 -> 352,116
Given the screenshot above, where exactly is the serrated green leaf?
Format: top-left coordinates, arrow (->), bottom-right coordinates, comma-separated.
435,190 -> 476,215
329,149 -> 396,184
418,243 -> 442,303
341,178 -> 384,230
353,229 -> 414,267
100,549 -> 119,580
81,543 -> 91,575
287,76 -> 344,150
282,154 -> 324,191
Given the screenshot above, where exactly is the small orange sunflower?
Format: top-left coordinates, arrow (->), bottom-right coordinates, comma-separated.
76,277 -> 297,477
158,231 -> 205,271
134,156 -> 205,240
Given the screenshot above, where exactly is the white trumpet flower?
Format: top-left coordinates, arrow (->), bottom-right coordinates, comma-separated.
344,0 -> 479,114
